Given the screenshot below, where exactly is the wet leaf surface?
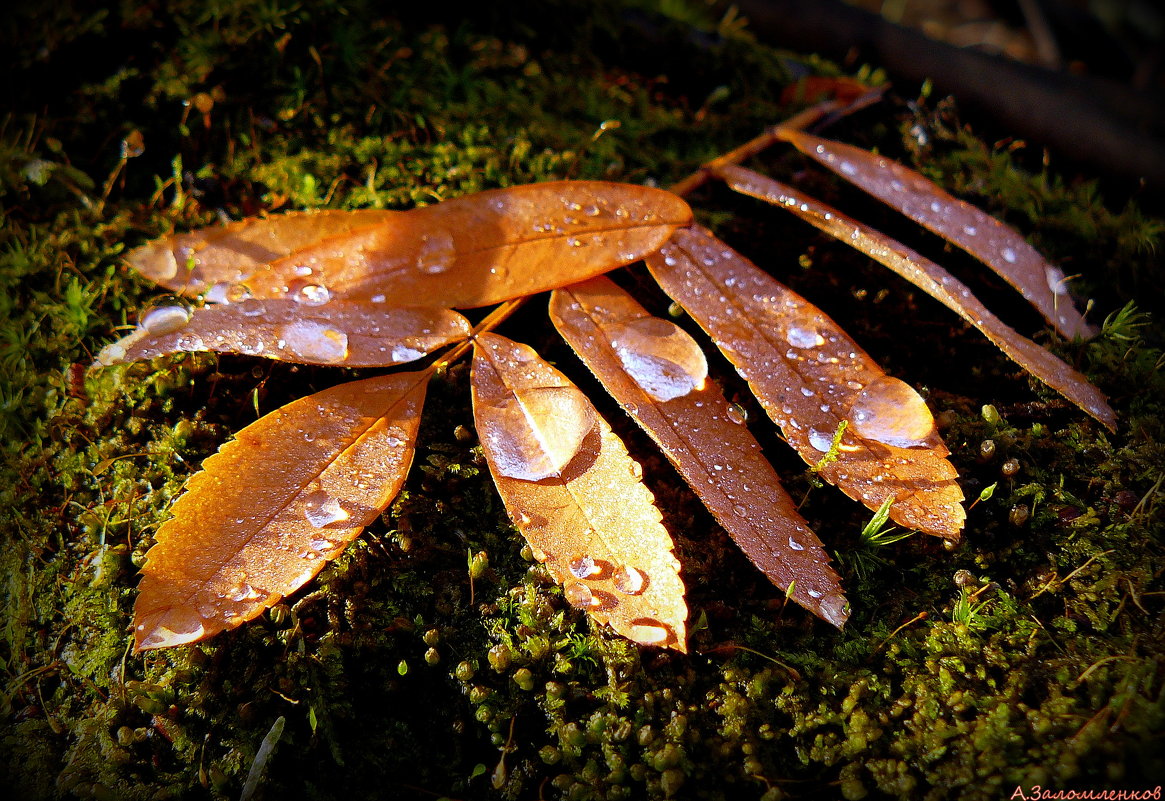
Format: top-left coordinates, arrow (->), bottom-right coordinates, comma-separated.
648,226 -> 966,539
96,301 -> 471,368
129,182 -> 692,309
133,371 -> 429,650
550,277 -> 848,625
471,332 -> 688,650
720,164 -> 1117,430
778,128 -> 1097,339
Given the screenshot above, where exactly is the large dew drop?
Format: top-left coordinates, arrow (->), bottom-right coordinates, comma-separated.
613,565 -> 646,595
606,317 -> 708,402
303,491 -> 350,528
785,324 -> 825,349
416,229 -> 456,274
141,305 -> 192,335
275,321 -> 350,364
136,607 -> 206,650
480,385 -> 598,481
848,376 -> 937,448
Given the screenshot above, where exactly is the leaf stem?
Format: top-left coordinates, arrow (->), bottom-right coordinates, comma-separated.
429,298 -> 526,372
668,89 -> 884,198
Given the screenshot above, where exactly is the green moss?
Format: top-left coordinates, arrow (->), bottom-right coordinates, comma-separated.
3,1 -> 1163,799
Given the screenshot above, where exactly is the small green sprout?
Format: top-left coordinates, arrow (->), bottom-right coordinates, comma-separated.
1101,301 -> 1148,342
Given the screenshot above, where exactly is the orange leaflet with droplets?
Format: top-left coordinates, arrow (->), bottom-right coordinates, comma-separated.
550,277 -> 848,626
648,226 -> 965,539
133,371 -> 429,651
127,183 -> 692,309
471,332 -> 688,650
96,301 -> 471,368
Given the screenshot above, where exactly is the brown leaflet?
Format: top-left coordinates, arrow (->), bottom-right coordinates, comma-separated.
95,300 -> 471,368
778,128 -> 1096,340
549,277 -> 848,627
719,165 -> 1117,431
128,209 -> 398,295
128,183 -> 692,309
133,370 -> 429,651
647,226 -> 965,539
471,332 -> 688,650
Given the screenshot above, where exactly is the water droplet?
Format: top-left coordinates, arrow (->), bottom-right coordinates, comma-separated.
294,264 -> 314,277
238,298 -> 264,317
568,553 -> 596,579
627,620 -> 671,646
726,404 -> 747,425
416,230 -> 456,274
480,385 -> 597,481
136,609 -> 206,650
786,325 -> 825,349
929,201 -> 942,214
1045,266 -> 1070,295
391,342 -> 428,363
564,582 -> 595,609
788,536 -> 804,551
1001,247 -> 1017,263
141,305 -> 191,335
963,225 -> 978,236
818,595 -> 850,628
308,535 -> 336,552
371,293 -> 387,303
807,589 -> 823,598
801,387 -> 816,397
613,565 -> 646,595
839,161 -> 857,176
848,376 -> 937,448
275,321 -> 349,363
204,282 -> 233,304
292,282 -> 331,305
808,428 -> 834,452
303,491 -> 350,528
606,317 -> 708,402
228,582 -> 262,602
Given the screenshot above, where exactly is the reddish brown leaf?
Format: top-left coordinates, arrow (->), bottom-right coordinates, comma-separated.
647,226 -> 965,539
127,183 -> 692,309
778,128 -> 1096,339
550,277 -> 848,626
133,371 -> 429,650
471,332 -> 688,650
720,165 -> 1117,431
95,300 -> 471,368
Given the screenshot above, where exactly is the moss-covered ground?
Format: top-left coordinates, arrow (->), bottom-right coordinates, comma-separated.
2,2 -> 1162,799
